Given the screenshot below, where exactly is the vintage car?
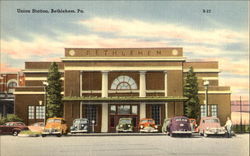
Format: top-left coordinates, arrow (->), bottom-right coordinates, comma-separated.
168,116 -> 192,137
0,122 -> 29,136
162,118 -> 171,134
70,118 -> 89,133
198,117 -> 226,137
189,118 -> 198,133
139,118 -> 158,133
28,122 -> 45,133
116,118 -> 133,132
42,117 -> 67,137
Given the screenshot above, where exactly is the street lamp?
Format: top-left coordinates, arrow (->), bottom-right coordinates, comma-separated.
203,80 -> 209,117
42,81 -> 48,125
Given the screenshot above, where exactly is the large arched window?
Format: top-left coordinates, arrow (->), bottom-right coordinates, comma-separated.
7,79 -> 17,93
111,75 -> 137,90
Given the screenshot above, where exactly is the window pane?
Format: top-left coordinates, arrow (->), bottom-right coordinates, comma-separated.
36,106 -> 45,119
118,105 -> 130,114
110,105 -> 116,114
28,106 -> 34,119
152,105 -> 161,125
111,75 -> 137,90
86,105 -> 98,125
132,105 -> 137,115
211,105 -> 217,117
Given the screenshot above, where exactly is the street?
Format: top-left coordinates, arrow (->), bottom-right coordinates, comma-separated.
0,134 -> 249,156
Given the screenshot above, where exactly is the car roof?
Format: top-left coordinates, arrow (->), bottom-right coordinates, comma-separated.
172,116 -> 189,119
119,118 -> 132,120
201,117 -> 219,120
140,118 -> 154,121
47,117 -> 64,120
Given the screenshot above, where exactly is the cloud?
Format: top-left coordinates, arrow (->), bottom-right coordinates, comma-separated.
79,17 -> 248,47
0,63 -> 20,72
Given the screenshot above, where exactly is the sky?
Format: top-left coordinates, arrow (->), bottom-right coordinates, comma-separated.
0,1 -> 249,100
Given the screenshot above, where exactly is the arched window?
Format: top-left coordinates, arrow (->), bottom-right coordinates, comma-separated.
7,80 -> 17,93
111,75 -> 137,90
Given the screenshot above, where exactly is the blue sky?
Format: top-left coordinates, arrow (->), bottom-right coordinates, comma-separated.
0,1 -> 249,100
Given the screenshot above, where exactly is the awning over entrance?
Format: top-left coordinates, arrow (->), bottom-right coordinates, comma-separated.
63,96 -> 188,102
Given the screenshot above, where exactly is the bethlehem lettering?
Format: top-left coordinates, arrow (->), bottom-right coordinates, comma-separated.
51,9 -> 84,13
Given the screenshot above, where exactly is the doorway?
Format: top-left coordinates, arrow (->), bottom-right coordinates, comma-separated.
108,104 -> 139,132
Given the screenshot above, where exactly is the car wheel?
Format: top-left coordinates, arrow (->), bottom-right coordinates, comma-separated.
42,134 -> 46,137
13,131 -> 19,136
170,133 -> 174,137
57,134 -> 62,137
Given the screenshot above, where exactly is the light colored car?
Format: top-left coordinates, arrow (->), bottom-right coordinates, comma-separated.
198,117 -> 226,137
42,118 -> 67,137
139,118 -> 158,133
116,118 -> 133,133
162,118 -> 171,134
28,122 -> 45,133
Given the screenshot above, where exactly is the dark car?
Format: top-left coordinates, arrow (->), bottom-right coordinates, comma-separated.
70,118 -> 89,133
116,118 -> 133,132
0,122 -> 29,136
168,116 -> 192,137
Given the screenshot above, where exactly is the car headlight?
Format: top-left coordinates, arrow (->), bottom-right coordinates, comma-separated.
128,125 -> 131,128
154,125 -> 158,129
206,127 -> 209,130
119,125 -> 122,128
140,125 -> 144,129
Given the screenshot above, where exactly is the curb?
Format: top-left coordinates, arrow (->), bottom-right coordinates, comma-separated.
18,134 -> 40,137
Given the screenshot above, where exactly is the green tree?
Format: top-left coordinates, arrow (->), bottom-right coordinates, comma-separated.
184,66 -> 200,119
46,62 -> 63,118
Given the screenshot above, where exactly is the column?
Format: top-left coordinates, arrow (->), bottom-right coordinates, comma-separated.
80,101 -> 82,118
102,71 -> 109,98
80,71 -> 83,97
139,71 -> 146,97
164,71 -> 168,118
140,103 -> 146,119
101,103 -> 108,132
164,71 -> 168,97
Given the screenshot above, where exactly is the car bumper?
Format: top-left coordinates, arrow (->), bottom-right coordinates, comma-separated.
70,130 -> 88,133
140,129 -> 158,133
42,131 -> 61,135
205,131 -> 226,135
116,129 -> 133,132
172,131 -> 192,134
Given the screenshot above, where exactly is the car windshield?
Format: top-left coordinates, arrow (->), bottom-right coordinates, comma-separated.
119,119 -> 132,124
204,119 -> 219,123
74,119 -> 88,124
47,119 -> 61,123
141,120 -> 154,124
175,118 -> 188,122
14,122 -> 25,126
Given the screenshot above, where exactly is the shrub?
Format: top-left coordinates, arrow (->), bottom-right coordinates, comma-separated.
0,114 -> 23,125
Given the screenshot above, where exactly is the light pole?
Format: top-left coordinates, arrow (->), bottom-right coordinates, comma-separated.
203,80 -> 209,117
42,81 -> 48,125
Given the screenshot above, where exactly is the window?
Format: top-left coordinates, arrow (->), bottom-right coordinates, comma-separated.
200,104 -> 217,117
211,105 -> 218,117
36,106 -> 45,119
110,105 -> 116,114
111,75 -> 137,90
7,81 -> 17,93
86,105 -> 98,125
8,81 -> 17,87
152,105 -> 161,125
118,105 -> 130,114
131,105 -> 138,115
200,105 -> 207,118
28,106 -> 35,119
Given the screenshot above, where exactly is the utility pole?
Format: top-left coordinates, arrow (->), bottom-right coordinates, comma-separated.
240,96 -> 242,133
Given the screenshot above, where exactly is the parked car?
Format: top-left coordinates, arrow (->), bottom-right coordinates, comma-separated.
70,118 -> 89,133
198,117 -> 226,137
162,118 -> 171,134
189,118 -> 198,133
139,118 -> 158,133
168,116 -> 192,137
0,122 -> 29,136
28,122 -> 45,133
42,117 -> 68,137
116,118 -> 133,132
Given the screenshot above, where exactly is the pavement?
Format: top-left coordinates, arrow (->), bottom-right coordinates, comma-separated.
0,133 -> 249,156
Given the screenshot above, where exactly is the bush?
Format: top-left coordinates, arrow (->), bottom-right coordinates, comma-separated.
0,114 -> 23,125
232,124 -> 250,133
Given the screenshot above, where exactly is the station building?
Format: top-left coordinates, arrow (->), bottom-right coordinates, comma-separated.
14,47 -> 231,132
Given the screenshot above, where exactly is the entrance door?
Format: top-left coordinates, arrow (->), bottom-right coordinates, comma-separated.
108,104 -> 139,132
82,104 -> 102,132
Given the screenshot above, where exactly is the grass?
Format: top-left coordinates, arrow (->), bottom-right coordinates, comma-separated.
19,130 -> 42,135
